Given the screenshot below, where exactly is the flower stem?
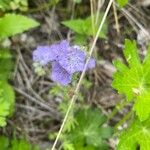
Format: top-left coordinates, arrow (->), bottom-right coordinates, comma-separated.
51,0 -> 114,149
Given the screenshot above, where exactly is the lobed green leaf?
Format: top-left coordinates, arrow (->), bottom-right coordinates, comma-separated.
0,136 -> 39,150
117,118 -> 150,150
112,39 -> 150,121
63,107 -> 113,149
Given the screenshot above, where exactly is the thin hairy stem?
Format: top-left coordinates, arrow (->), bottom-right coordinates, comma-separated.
51,0 -> 114,149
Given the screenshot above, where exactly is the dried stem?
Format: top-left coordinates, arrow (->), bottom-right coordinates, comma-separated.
51,0 -> 114,149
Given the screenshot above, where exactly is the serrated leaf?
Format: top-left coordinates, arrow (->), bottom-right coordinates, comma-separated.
0,81 -> 15,127
124,39 -> 141,68
134,92 -> 150,121
112,64 -> 143,100
63,107 -> 113,149
62,14 -> 108,39
117,0 -> 129,7
0,136 -> 40,150
112,40 -> 150,121
0,14 -> 39,39
117,118 -> 150,150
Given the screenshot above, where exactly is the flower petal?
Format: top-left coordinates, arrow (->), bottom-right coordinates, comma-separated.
33,46 -> 56,65
51,62 -> 72,85
87,58 -> 96,69
33,40 -> 70,65
58,47 -> 86,74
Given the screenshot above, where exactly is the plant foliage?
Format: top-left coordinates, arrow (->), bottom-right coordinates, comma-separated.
117,118 -> 150,150
62,15 -> 108,40
112,39 -> 150,121
0,49 -> 15,127
0,12 -> 39,127
0,81 -> 15,127
0,13 -> 39,39
117,0 -> 129,7
61,107 -> 113,150
0,136 -> 39,150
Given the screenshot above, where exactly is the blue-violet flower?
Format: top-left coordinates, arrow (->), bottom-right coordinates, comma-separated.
33,40 -> 96,85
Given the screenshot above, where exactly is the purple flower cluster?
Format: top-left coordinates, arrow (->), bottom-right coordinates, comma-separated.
33,40 -> 95,85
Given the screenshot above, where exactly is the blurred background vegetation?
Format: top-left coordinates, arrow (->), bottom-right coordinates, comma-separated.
0,0 -> 150,149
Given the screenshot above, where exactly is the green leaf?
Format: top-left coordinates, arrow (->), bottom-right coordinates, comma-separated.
134,92 -> 150,121
0,81 -> 15,127
62,14 -> 108,39
11,139 -> 31,150
63,141 -> 75,150
117,0 -> 129,7
85,16 -> 108,39
124,39 -> 141,68
62,19 -> 86,35
63,107 -> 113,149
0,136 -> 9,150
112,40 -> 150,121
0,49 -> 13,80
11,139 -> 39,150
74,34 -> 87,45
0,13 -> 39,39
0,136 -> 40,150
117,118 -> 150,150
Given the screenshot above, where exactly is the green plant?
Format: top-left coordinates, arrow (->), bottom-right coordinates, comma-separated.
0,49 -> 15,127
0,136 -> 39,150
112,39 -> 150,149
117,0 -> 129,7
0,14 -> 39,39
117,118 -> 150,150
0,13 -> 39,127
62,15 -> 108,44
60,107 -> 113,150
49,78 -> 89,132
49,78 -> 91,116
0,80 -> 15,127
49,79 -> 113,150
